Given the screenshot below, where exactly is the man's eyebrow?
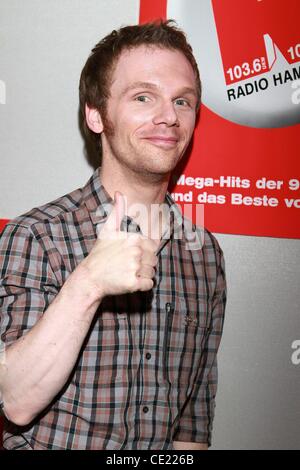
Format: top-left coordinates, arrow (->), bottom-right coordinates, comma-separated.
121,81 -> 197,98
121,81 -> 159,96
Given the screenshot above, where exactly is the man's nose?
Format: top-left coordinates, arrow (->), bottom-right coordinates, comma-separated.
152,101 -> 179,127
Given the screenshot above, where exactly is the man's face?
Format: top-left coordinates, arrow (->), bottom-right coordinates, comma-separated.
100,45 -> 198,179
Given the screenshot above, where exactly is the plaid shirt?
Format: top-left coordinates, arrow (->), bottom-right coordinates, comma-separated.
0,168 -> 226,450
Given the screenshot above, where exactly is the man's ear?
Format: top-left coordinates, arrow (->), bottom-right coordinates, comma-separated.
85,104 -> 104,133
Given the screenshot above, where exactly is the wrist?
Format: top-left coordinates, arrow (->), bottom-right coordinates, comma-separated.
63,265 -> 104,309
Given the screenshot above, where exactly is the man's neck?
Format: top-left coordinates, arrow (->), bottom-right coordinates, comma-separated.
99,164 -> 170,242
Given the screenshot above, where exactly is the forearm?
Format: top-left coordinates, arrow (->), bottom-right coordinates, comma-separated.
173,441 -> 208,450
0,266 -> 101,426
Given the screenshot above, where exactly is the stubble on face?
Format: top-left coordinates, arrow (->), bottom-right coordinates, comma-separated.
99,117 -> 173,184
98,46 -> 197,183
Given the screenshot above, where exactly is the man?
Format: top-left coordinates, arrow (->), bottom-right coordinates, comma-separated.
0,20 -> 226,450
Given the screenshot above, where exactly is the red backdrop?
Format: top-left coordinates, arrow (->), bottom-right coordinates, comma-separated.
140,0 -> 300,239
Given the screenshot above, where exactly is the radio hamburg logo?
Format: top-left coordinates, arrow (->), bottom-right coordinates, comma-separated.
167,0 -> 300,128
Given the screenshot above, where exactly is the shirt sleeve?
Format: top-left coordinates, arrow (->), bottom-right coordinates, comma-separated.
172,244 -> 227,447
0,222 -> 60,413
0,222 -> 60,346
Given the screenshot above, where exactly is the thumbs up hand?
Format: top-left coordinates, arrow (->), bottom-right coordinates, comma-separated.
78,191 -> 159,300
97,190 -> 128,240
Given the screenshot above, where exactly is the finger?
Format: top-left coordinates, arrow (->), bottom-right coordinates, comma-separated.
114,191 -> 126,232
139,237 -> 159,254
136,277 -> 154,292
136,265 -> 156,279
141,251 -> 158,268
126,232 -> 146,246
101,191 -> 126,235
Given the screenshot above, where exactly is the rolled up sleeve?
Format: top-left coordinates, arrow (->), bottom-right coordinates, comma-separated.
0,222 -> 59,348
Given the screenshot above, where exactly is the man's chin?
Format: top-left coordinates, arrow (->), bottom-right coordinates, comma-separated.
143,160 -> 179,176
131,164 -> 174,183
143,153 -> 181,173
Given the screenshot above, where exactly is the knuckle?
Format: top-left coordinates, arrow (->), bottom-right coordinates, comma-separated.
131,246 -> 142,258
128,278 -> 137,292
147,239 -> 157,252
130,259 -> 140,272
127,233 -> 142,246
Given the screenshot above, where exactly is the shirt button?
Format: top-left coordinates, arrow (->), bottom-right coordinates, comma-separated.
145,352 -> 151,360
143,406 -> 149,414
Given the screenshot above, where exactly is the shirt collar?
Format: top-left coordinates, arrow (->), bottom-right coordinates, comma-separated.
83,167 -> 184,247
82,167 -> 113,225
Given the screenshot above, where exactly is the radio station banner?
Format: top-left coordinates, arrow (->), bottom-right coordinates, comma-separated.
140,0 -> 300,238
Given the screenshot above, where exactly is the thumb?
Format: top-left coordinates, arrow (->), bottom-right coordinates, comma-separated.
100,191 -> 127,236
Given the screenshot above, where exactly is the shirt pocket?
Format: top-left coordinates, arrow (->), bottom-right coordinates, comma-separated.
163,294 -> 211,395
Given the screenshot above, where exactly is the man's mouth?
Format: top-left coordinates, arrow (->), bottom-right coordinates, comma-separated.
142,135 -> 179,149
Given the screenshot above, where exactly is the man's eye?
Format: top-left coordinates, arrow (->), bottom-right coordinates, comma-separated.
175,98 -> 189,106
135,95 -> 150,102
